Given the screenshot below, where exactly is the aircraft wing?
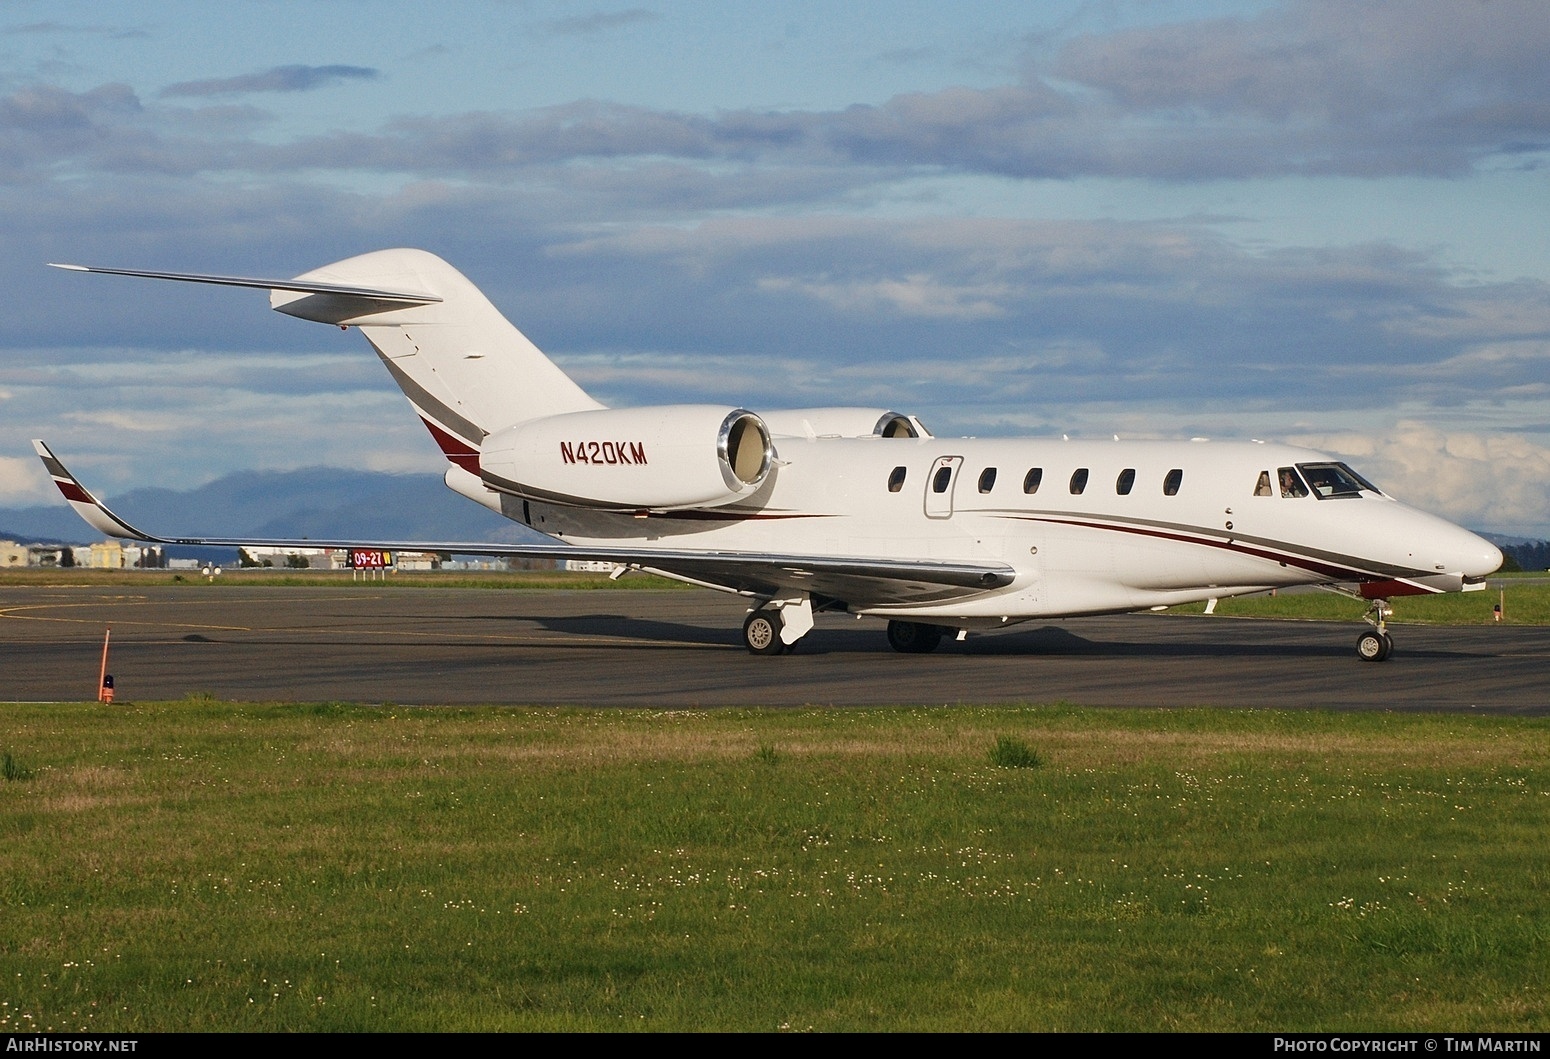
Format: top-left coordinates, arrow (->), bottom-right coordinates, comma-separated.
33,441 -> 1014,606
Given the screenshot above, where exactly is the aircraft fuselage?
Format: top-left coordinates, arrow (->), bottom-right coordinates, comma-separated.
527,436 -> 1500,623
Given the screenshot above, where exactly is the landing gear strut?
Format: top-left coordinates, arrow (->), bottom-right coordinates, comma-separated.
886,620 -> 944,654
1356,599 -> 1394,662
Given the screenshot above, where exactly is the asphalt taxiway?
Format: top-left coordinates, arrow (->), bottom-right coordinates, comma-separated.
1,584 -> 1545,712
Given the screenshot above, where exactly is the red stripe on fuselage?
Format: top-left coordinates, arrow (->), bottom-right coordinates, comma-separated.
1359,579 -> 1437,598
1009,514 -> 1386,583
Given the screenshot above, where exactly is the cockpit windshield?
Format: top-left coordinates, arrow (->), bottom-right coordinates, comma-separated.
1295,462 -> 1384,499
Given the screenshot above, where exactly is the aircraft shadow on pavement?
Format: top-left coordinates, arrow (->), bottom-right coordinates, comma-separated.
515,614 -> 1373,658
314,611 -> 1495,660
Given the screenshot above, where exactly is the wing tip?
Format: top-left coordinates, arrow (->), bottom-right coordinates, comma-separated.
31,441 -> 152,541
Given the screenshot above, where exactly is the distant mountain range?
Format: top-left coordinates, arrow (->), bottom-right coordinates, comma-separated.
0,467 -> 544,551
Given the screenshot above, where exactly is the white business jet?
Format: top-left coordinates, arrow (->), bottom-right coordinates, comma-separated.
37,249 -> 1501,661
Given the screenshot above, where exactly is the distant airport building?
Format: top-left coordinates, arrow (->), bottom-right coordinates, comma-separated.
443,558 -> 507,571
239,546 -> 331,569
28,545 -> 74,567
565,560 -> 622,574
81,541 -> 161,568
0,539 -> 164,569
235,546 -> 446,571
0,539 -> 80,567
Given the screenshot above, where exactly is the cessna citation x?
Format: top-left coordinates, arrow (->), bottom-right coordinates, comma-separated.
38,249 -> 1500,661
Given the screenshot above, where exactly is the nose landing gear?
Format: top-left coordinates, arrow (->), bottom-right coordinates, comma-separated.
1357,600 -> 1394,662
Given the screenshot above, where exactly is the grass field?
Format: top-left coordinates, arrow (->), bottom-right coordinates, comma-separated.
3,702 -> 1546,1031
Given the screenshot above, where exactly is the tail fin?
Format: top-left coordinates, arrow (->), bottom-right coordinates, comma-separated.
52,249 -> 603,466
276,249 -> 603,461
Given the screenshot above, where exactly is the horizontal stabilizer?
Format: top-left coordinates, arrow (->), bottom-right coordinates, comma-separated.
49,261 -> 443,324
47,262 -> 441,304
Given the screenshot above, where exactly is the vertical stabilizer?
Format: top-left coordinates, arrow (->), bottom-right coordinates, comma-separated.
273,249 -> 603,457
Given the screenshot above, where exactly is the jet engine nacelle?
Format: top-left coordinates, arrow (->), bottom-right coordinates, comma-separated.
479,405 -> 773,510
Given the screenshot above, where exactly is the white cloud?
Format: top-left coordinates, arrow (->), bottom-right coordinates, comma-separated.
756,273 -> 1011,319
0,455 -> 52,507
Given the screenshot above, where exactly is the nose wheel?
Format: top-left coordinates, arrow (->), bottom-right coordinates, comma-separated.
1357,600 -> 1394,662
1356,629 -> 1393,662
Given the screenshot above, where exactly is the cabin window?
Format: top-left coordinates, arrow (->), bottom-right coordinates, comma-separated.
1069,468 -> 1089,495
1278,466 -> 1309,498
1116,468 -> 1135,495
887,466 -> 907,493
932,466 -> 953,493
1254,471 -> 1272,496
978,468 -> 997,494
1023,468 -> 1043,494
1163,468 -> 1183,495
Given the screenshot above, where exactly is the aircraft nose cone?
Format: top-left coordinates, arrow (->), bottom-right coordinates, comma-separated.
1436,522 -> 1502,578
1461,536 -> 1504,578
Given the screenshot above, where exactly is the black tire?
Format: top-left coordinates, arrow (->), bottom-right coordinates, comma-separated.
1356,630 -> 1392,662
887,620 -> 944,654
743,610 -> 784,655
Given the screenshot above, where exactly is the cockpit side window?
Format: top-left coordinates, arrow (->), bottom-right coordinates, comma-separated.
1278,467 -> 1309,499
1296,462 -> 1379,499
1254,471 -> 1273,496
1337,462 -> 1383,494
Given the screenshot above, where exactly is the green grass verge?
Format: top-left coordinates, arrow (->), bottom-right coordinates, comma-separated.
1170,581 -> 1550,625
3,702 -> 1546,1031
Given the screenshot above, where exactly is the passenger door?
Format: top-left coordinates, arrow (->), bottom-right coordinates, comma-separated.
924,455 -> 963,519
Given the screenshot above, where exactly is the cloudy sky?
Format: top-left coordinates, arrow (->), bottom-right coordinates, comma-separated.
2,0 -> 1547,533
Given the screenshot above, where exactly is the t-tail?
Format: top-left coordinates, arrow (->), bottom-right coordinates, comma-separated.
50,249 -> 604,483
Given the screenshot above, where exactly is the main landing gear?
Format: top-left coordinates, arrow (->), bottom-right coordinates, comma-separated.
742,594 -> 816,655
886,620 -> 944,654
1356,599 -> 1394,662
742,607 -> 953,656
742,609 -> 792,655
